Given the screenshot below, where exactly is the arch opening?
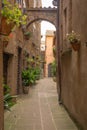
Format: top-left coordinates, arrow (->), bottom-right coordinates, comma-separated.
25,19 -> 56,78
27,18 -> 56,28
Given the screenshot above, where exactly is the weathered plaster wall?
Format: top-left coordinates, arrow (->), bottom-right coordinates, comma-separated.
60,0 -> 87,129
0,0 -> 4,129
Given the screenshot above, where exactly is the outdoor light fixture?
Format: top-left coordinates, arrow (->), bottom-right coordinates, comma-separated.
52,0 -> 57,6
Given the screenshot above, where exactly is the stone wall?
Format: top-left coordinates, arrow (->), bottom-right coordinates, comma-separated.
0,0 -> 4,129
25,0 -> 42,58
59,0 -> 87,129
3,26 -> 24,95
0,0 -> 42,129
0,41 -> 4,130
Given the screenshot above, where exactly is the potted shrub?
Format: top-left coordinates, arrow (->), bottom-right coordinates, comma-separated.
34,67 -> 41,80
53,46 -> 56,57
24,31 -> 31,40
22,69 -> 30,94
66,31 -> 81,51
3,83 -> 17,111
27,58 -> 36,66
22,67 -> 39,93
0,0 -> 27,35
51,60 -> 57,82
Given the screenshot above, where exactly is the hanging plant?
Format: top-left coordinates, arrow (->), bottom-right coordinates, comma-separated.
0,0 -> 27,35
24,31 -> 31,40
66,31 -> 81,51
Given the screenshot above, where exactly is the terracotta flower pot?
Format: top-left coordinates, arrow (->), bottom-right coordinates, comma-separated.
0,17 -> 15,35
71,42 -> 80,51
23,86 -> 29,94
24,35 -> 30,40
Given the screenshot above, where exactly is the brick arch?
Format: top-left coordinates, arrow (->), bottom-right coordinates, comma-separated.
26,7 -> 57,28
26,18 -> 56,28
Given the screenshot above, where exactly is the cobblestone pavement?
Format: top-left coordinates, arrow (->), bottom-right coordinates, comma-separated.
4,78 -> 78,130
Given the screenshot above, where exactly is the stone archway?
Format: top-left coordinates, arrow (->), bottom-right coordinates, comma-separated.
26,7 -> 57,27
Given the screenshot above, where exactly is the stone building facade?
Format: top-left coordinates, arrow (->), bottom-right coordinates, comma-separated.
2,0 -> 42,94
44,30 -> 54,77
59,0 -> 87,129
0,0 -> 42,129
25,0 -> 42,59
0,0 -> 4,129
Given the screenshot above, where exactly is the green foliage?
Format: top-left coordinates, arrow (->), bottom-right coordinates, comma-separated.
24,31 -> 31,36
51,60 -> 57,77
4,93 -> 13,110
22,67 -> 41,86
1,0 -> 27,26
22,68 -> 35,86
3,84 -> 10,95
66,31 -> 80,44
34,67 -> 41,80
53,46 -> 56,57
27,58 -> 35,64
3,84 -> 15,111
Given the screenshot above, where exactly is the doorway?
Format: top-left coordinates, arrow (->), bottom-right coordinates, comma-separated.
48,63 -> 52,77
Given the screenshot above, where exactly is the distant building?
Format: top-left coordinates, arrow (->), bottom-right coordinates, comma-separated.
44,30 -> 55,77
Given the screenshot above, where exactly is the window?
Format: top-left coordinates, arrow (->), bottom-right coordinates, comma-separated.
64,8 -> 68,38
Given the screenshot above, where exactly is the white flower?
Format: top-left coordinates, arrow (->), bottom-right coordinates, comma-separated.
72,30 -> 74,33
66,33 -> 69,36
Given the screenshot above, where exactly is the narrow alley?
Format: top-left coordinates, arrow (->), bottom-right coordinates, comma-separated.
4,78 -> 78,130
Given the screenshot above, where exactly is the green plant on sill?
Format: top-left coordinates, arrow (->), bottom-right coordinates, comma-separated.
51,60 -> 57,77
66,31 -> 81,44
1,0 -> 27,26
53,46 -> 56,54
24,31 -> 31,36
27,58 -> 35,64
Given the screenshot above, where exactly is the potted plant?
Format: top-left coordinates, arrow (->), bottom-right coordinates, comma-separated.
66,31 -> 81,51
53,45 -> 56,57
24,31 -> 31,40
27,58 -> 36,66
3,83 -> 17,111
22,69 -> 30,94
22,68 -> 37,93
0,0 -> 27,35
51,60 -> 57,82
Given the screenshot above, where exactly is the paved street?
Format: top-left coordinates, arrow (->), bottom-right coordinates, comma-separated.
4,78 -> 78,130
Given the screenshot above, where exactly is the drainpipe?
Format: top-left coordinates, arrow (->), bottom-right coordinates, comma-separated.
56,0 -> 62,104
0,1 -> 4,129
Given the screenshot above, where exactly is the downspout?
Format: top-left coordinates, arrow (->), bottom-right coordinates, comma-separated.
56,0 -> 62,104
0,1 -> 4,129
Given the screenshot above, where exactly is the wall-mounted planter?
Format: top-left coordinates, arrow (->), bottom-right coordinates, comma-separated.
71,42 -> 80,51
24,32 -> 31,40
24,35 -> 30,40
0,17 -> 15,35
